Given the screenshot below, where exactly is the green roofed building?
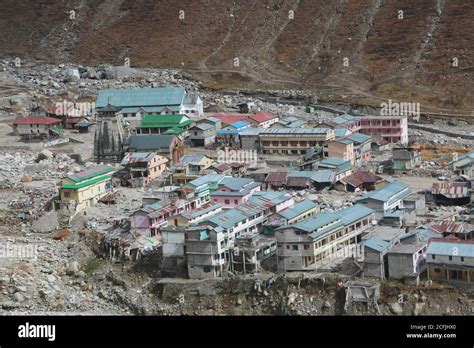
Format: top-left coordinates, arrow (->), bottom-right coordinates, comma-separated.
59,165 -> 115,213
136,114 -> 193,136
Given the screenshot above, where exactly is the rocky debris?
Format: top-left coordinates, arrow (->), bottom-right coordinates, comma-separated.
413,302 -> 424,316
389,302 -> 403,315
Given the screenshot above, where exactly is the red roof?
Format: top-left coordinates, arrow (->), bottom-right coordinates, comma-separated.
265,172 -> 289,184
250,112 -> 278,124
340,171 -> 382,187
213,114 -> 248,125
13,116 -> 62,125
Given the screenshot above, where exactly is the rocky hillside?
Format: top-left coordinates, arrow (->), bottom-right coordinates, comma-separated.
1,0 -> 473,111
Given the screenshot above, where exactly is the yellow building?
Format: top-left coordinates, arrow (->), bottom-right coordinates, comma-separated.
59,165 -> 115,212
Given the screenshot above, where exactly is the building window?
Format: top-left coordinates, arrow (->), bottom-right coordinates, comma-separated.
304,245 -> 309,250
286,245 -> 290,250
449,256 -> 452,261
203,266 -> 211,273
64,191 -> 70,198
434,268 -> 441,273
234,200 -> 238,204
225,199 -> 230,205
431,255 -> 435,259
461,257 -> 465,262
292,245 -> 298,251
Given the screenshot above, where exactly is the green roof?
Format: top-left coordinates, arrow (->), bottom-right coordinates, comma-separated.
137,115 -> 193,129
61,174 -> 111,190
163,127 -> 184,135
68,166 -> 115,183
50,127 -> 63,135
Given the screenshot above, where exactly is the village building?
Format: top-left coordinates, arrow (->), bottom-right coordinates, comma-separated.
346,132 -> 372,166
427,221 -> 474,240
210,178 -> 262,209
313,157 -> 352,181
12,116 -> 63,140
264,199 -> 320,234
216,120 -> 251,147
324,139 -> 355,165
171,204 -> 223,227
271,116 -> 308,129
387,242 -> 427,279
258,128 -> 335,155
171,154 -> 214,184
186,225 -> 228,279
361,238 -> 391,279
125,135 -> 184,164
318,114 -> 361,133
359,116 -> 408,145
239,128 -> 263,151
120,152 -> 168,187
130,194 -> 205,237
248,112 -> 279,128
448,151 -> 474,177
232,232 -> 277,273
392,147 -> 421,174
95,87 -> 203,119
431,182 -> 470,206
264,172 -> 289,190
335,171 -> 384,192
136,114 -> 193,136
356,181 -> 411,220
197,116 -> 222,130
276,204 -> 375,272
59,165 -> 115,212
275,199 -> 319,225
188,123 -> 216,147
427,239 -> 474,284
161,226 -> 189,277
361,225 -> 406,278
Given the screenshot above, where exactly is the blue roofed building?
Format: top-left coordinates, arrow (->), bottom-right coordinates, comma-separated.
95,87 -> 203,120
314,157 -> 353,181
275,204 -> 375,271
356,181 -> 411,220
426,239 -> 474,284
447,151 -> 474,177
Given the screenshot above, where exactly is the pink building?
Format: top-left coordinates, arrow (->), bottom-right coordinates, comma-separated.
360,116 -> 408,145
325,139 -> 355,165
130,197 -> 202,236
211,178 -> 262,209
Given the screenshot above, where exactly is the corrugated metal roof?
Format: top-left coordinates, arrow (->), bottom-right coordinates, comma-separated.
260,128 -> 331,135
228,120 -> 250,129
96,87 -> 185,108
250,112 -> 278,123
357,181 -> 410,203
277,199 -> 317,220
346,132 -> 371,144
427,240 -> 474,258
187,174 -> 228,188
13,116 -> 62,125
127,135 -> 176,150
121,152 -> 159,165
431,182 -> 469,198
362,238 -> 390,253
220,177 -> 256,191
